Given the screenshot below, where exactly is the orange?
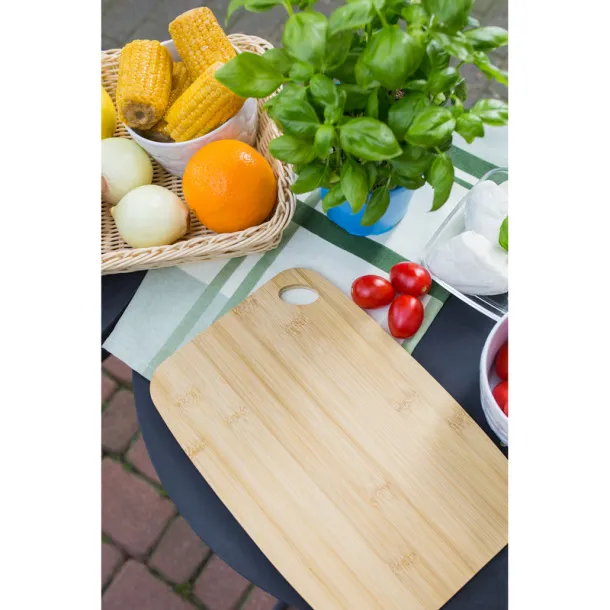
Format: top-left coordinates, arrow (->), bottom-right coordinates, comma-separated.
182,140 -> 277,233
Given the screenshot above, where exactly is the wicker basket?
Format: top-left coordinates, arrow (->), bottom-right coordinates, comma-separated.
101,34 -> 295,275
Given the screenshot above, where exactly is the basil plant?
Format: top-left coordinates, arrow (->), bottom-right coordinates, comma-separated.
217,0 -> 508,226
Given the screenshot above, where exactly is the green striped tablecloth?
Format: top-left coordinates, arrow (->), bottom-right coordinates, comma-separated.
104,127 -> 507,380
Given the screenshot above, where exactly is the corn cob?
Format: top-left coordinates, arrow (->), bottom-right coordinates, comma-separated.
165,62 -> 245,142
167,62 -> 192,107
169,8 -> 236,79
141,120 -> 174,143
116,40 -> 172,130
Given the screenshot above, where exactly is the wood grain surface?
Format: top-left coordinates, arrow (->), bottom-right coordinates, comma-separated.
151,268 -> 508,610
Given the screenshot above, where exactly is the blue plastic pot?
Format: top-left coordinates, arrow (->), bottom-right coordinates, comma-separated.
321,186 -> 414,236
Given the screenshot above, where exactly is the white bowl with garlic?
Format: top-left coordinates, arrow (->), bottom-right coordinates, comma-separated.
421,168 -> 508,321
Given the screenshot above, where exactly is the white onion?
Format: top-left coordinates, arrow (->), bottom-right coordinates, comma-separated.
110,185 -> 190,248
102,137 -> 153,204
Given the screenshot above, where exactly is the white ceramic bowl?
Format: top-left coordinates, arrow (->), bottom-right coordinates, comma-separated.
125,40 -> 259,177
480,313 -> 508,444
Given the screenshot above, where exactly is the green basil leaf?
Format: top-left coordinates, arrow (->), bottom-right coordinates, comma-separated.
421,39 -> 449,75
283,12 -> 327,69
314,125 -> 335,158
390,145 -> 434,178
362,185 -> 390,226
271,99 -> 321,138
269,135 -> 317,164
339,117 -> 402,161
355,53 -> 380,88
388,92 -> 429,140
322,183 -> 346,212
263,48 -> 294,76
215,53 -> 285,98
428,66 -> 460,96
423,0 -> 473,31
291,163 -> 328,194
289,61 -> 315,81
402,79 -> 428,93
427,153 -> 454,211
402,3 -> 429,26
245,0 -> 286,12
499,216 -> 508,252
265,84 -> 306,117
464,26 -> 508,50
432,32 -> 473,62
377,89 -> 392,124
406,107 -> 456,147
328,0 -> 373,36
330,50 -> 359,84
455,112 -> 484,143
309,74 -> 339,107
471,99 -> 508,126
366,89 -> 379,119
325,31 -> 353,71
455,79 -> 467,101
473,53 -> 509,86
341,159 -> 370,212
467,15 -> 480,28
365,163 -> 378,190
339,84 -> 372,111
362,26 -> 424,90
394,174 -> 426,190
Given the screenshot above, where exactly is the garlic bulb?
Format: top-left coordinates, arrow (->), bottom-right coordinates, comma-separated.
110,185 -> 190,248
102,137 -> 153,204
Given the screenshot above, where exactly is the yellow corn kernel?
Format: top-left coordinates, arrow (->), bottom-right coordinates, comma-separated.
169,7 -> 236,79
167,62 -> 192,108
165,62 -> 245,142
116,40 -> 172,130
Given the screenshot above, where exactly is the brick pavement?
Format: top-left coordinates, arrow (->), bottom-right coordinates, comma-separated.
102,0 -> 507,105
102,356 -> 285,610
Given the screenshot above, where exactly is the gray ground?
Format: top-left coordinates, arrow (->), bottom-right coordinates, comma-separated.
102,0 -> 507,105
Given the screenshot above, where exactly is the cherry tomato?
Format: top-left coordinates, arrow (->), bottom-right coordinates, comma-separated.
495,342 -> 508,380
390,262 -> 432,297
351,275 -> 395,309
492,380 -> 508,416
388,295 -> 424,339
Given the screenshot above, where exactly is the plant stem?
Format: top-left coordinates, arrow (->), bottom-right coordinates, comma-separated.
284,1 -> 294,17
374,4 -> 389,28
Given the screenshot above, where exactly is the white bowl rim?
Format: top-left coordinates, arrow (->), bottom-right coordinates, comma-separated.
124,39 -> 253,149
480,312 -> 509,422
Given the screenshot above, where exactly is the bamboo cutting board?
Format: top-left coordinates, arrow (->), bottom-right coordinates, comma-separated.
151,268 -> 508,610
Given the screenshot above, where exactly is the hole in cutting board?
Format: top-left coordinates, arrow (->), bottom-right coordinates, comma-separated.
279,285 -> 319,305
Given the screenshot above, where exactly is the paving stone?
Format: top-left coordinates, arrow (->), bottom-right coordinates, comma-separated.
102,390 -> 139,454
102,0 -> 164,44
102,543 -> 124,588
103,560 -> 196,610
127,436 -> 161,484
102,458 -> 175,557
103,355 -> 133,385
102,374 -> 118,402
194,555 -> 251,610
243,587 -> 278,610
149,516 -> 210,583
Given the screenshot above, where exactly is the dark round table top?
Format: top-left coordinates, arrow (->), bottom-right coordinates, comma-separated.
103,274 -> 508,609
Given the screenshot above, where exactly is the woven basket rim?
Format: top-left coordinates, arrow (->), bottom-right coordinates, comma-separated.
101,34 -> 295,275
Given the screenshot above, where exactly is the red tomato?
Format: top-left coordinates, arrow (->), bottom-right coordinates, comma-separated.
351,275 -> 395,309
388,295 -> 424,339
390,262 -> 432,297
492,380 -> 508,416
495,342 -> 508,380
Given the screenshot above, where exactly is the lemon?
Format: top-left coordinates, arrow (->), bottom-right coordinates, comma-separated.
101,86 -> 117,139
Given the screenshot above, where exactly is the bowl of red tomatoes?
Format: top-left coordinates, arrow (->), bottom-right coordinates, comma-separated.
480,313 -> 508,444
